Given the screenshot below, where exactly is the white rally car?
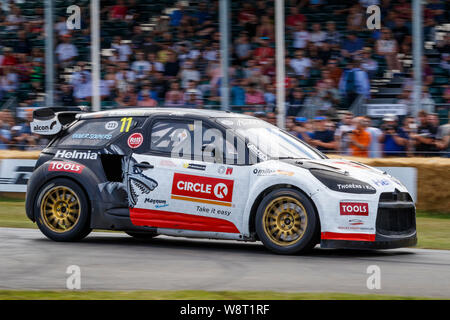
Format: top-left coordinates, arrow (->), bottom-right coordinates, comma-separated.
26,108 -> 416,254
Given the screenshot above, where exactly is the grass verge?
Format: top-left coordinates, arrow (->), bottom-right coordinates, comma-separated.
0,290 -> 444,300
1,197 -> 449,250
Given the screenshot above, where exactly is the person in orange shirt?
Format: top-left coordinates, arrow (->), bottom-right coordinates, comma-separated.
349,117 -> 371,157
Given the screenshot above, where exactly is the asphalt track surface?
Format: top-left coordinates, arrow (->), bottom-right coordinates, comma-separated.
0,228 -> 449,297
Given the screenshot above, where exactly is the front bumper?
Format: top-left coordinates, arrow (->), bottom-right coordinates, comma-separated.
320,231 -> 417,249
320,191 -> 417,250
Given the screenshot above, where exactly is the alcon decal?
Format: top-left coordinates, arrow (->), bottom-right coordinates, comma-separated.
32,121 -> 57,132
171,173 -> 234,207
55,150 -> 98,160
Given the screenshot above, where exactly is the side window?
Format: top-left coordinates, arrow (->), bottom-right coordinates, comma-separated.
150,119 -> 226,163
150,121 -> 192,154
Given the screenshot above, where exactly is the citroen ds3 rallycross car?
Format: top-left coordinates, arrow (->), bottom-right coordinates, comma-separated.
26,107 -> 417,254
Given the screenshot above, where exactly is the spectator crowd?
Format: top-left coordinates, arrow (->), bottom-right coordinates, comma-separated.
0,0 -> 448,156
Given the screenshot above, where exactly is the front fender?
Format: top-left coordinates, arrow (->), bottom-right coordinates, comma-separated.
25,160 -> 105,226
241,165 -> 325,236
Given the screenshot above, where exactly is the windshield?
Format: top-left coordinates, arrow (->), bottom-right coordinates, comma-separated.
216,117 -> 326,160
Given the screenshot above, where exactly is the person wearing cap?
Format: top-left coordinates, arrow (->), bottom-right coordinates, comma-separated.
309,117 -> 337,153
378,114 -> 409,157
349,117 -> 371,157
293,117 -> 312,142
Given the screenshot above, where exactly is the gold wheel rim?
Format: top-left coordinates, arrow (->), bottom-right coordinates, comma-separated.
40,186 -> 81,233
262,196 -> 308,246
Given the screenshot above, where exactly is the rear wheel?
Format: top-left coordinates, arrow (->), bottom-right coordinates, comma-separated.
35,178 -> 91,241
255,188 -> 318,254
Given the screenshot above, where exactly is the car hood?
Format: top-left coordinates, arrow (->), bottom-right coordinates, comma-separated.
280,158 -> 407,192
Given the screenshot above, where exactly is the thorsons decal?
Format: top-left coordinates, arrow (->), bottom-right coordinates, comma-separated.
55,150 -> 98,160
171,173 -> 234,207
48,161 -> 85,174
336,183 -> 375,192
128,133 -> 143,149
340,202 -> 369,216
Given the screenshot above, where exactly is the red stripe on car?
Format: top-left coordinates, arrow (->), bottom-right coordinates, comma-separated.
321,232 -> 375,242
130,208 -> 240,234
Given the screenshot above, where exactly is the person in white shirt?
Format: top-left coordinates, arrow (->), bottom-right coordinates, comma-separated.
335,112 -> 355,155
111,36 -> 132,62
55,16 -> 69,36
179,60 -> 200,89
56,35 -> 78,66
115,62 -> 137,84
131,52 -> 151,79
203,42 -> 219,61
310,23 -> 327,47
290,50 -> 312,77
4,6 -> 24,31
292,22 -> 310,49
148,53 -> 164,73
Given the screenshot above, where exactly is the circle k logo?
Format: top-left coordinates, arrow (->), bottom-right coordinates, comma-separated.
128,133 -> 143,149
214,183 -> 228,199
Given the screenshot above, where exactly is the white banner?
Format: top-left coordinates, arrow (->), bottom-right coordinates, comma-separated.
0,159 -> 37,192
367,104 -> 407,117
375,167 -> 417,202
0,159 -> 418,202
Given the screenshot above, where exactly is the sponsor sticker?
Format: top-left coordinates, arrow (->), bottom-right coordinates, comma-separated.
218,166 -> 233,175
72,133 -> 112,140
32,121 -> 57,132
127,133 -> 144,149
171,173 -> 234,206
349,219 -> 364,226
183,163 -> 206,171
55,150 -> 98,160
144,198 -> 169,208
253,168 -> 275,176
371,178 -> 390,187
105,121 -> 119,131
340,202 -> 369,216
48,161 -> 85,174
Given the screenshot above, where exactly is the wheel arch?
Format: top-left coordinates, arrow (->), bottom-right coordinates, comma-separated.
31,175 -> 91,223
248,184 -> 321,239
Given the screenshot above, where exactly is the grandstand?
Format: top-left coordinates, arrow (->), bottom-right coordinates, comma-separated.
0,0 -> 448,156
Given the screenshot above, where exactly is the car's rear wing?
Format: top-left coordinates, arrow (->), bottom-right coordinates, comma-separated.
31,106 -> 87,136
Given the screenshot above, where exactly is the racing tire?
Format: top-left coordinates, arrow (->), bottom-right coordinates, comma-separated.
125,231 -> 158,240
35,178 -> 92,242
255,188 -> 319,255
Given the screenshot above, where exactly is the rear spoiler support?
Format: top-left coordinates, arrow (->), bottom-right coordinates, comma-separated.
31,106 -> 87,136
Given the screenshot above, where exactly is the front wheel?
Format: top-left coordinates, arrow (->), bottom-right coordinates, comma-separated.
35,178 -> 91,241
255,188 -> 319,254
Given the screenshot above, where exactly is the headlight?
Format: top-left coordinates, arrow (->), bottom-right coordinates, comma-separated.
310,169 -> 376,194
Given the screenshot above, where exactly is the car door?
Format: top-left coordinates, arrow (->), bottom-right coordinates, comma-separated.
127,117 -> 250,235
